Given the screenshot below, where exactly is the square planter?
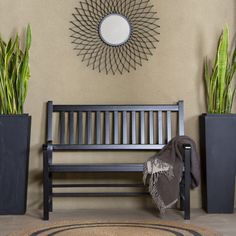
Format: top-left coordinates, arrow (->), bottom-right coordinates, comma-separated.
200,114 -> 236,213
0,115 -> 31,214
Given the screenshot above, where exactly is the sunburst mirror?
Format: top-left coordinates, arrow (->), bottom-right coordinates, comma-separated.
70,0 -> 160,75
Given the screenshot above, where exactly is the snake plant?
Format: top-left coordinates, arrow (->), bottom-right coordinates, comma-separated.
0,25 -> 31,114
204,26 -> 236,114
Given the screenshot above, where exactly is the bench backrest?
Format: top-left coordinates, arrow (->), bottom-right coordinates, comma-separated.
46,101 -> 184,150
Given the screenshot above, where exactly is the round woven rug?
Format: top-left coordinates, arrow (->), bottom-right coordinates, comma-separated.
9,221 -> 221,236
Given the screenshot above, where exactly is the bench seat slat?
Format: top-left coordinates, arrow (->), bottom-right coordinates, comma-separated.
49,163 -> 144,172
52,144 -> 165,150
53,192 -> 149,197
53,183 -> 145,188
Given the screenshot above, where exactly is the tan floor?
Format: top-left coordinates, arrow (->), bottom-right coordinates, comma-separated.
0,208 -> 235,236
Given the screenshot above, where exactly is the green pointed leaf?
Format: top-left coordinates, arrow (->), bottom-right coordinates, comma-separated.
0,25 -> 31,114
217,26 -> 228,112
25,25 -> 31,52
204,26 -> 236,114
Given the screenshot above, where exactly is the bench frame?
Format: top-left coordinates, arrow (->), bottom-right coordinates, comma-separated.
43,101 -> 191,220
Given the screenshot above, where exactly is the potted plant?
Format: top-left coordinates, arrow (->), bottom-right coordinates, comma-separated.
0,25 -> 32,214
200,26 -> 236,213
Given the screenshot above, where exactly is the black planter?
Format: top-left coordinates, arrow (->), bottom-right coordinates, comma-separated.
0,114 -> 31,214
200,114 -> 236,213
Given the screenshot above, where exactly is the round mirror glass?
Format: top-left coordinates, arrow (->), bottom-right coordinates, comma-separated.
99,13 -> 131,46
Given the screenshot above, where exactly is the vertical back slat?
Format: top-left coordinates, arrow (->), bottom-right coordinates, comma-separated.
47,101 -> 53,142
178,101 -> 184,135
149,111 -> 154,144
105,111 -> 110,144
122,111 -> 127,144
140,111 -> 145,144
96,111 -> 101,144
167,111 -> 172,142
131,111 -> 136,144
114,111 -> 119,144
51,103 -> 183,147
78,111 -> 83,144
69,111 -> 74,144
158,111 -> 163,144
86,111 -> 92,144
59,111 -> 65,144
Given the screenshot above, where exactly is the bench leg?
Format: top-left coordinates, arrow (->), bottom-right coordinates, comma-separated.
49,172 -> 53,212
43,148 -> 52,220
183,145 -> 191,220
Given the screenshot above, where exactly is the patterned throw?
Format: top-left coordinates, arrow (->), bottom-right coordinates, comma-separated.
143,136 -> 200,214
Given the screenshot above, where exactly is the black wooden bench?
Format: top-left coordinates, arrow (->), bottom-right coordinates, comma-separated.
43,101 -> 191,220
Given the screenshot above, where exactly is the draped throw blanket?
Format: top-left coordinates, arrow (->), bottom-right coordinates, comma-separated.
143,136 -> 200,214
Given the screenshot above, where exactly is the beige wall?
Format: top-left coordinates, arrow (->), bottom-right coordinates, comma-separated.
0,0 -> 235,210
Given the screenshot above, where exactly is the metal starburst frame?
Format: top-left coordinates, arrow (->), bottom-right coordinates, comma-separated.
70,0 -> 160,75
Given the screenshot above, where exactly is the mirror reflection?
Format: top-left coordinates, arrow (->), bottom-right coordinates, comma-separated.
99,13 -> 131,46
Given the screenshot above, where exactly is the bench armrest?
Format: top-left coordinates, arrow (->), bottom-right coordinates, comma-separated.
43,142 -> 53,151
43,143 -> 53,166
182,143 -> 191,150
